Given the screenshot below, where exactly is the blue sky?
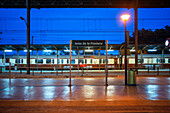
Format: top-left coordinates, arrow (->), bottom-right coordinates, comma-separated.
0,8 -> 170,45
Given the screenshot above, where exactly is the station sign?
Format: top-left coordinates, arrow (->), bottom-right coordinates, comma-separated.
72,40 -> 105,46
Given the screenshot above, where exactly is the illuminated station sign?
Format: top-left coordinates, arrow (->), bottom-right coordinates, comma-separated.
72,40 -> 105,46
165,38 -> 170,47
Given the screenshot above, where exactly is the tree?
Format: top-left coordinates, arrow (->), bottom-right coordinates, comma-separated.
129,25 -> 170,44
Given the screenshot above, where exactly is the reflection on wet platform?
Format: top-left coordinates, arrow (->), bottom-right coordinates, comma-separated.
0,77 -> 170,101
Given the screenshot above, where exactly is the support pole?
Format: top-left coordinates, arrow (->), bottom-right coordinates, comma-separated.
135,0 -> 138,74
99,49 -> 100,70
162,49 -> 164,68
3,50 -> 5,65
69,40 -> 72,86
140,49 -> 143,68
105,40 -> 108,86
17,50 -> 19,68
9,62 -> 11,79
57,49 -> 59,76
26,0 -> 31,74
36,49 -> 38,70
78,48 -> 79,72
119,49 -> 121,70
125,21 -> 128,85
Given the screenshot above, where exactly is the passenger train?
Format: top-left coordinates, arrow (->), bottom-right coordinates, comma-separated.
0,54 -> 170,70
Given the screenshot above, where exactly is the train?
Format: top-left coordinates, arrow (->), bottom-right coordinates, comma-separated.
0,54 -> 170,70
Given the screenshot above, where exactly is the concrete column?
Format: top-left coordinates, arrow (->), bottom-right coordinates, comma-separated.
69,40 -> 72,86
135,0 -> 138,74
17,50 -> 19,68
36,49 -> 38,70
105,40 -> 108,86
26,0 -> 31,74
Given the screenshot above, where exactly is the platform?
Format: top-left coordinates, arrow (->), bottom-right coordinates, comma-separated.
0,77 -> 170,112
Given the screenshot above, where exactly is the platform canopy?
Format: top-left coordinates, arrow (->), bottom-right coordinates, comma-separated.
0,44 -> 167,51
0,0 -> 170,8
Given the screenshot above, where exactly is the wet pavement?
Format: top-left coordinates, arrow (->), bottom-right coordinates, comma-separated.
0,77 -> 170,112
0,77 -> 170,101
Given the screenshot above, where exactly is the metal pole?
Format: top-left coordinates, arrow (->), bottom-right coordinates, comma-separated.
17,50 -> 19,68
57,49 -> 59,76
78,48 -> 79,72
162,49 -> 164,68
9,62 -> 11,79
119,49 -> 121,70
99,49 -> 100,70
26,0 -> 30,74
3,50 -> 5,65
125,21 -> 127,85
105,40 -> 108,86
69,40 -> 72,86
32,36 -> 34,55
135,0 -> 138,74
140,49 -> 143,68
37,49 -> 38,70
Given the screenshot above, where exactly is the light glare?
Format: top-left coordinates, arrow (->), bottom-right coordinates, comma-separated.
121,14 -> 130,21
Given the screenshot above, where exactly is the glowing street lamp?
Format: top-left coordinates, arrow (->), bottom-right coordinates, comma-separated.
121,14 -> 130,21
121,14 -> 130,85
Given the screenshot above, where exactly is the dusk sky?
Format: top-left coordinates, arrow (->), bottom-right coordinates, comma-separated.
0,8 -> 170,45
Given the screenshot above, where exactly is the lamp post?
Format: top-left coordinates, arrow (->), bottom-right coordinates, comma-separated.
121,14 -> 130,85
20,15 -> 30,74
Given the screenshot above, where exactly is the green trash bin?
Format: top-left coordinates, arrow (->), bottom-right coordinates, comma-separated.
127,68 -> 136,86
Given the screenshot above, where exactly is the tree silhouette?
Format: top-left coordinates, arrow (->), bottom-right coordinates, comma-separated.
129,25 -> 170,44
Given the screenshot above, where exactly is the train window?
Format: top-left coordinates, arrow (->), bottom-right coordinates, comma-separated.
46,59 -> 51,64
35,59 -> 37,63
85,59 -> 87,64
52,59 -> 54,64
100,59 -> 102,63
71,60 -> 75,64
79,59 -> 84,64
91,59 -> 93,64
168,59 -> 170,63
61,59 -> 63,64
67,59 -> 69,64
58,59 -> 61,64
103,59 -> 106,64
138,59 -> 143,63
21,59 -> 23,64
160,59 -> 165,63
156,58 -> 160,63
15,59 -> 20,63
38,59 -> 43,63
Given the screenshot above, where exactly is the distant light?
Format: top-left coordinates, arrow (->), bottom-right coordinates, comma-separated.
43,50 -> 52,52
148,49 -> 157,52
64,50 -> 72,52
121,14 -> 130,21
24,50 -> 32,52
107,50 -> 114,52
130,49 -> 135,52
4,50 -> 12,52
85,50 -> 93,52
169,49 -> 170,51
165,39 -> 169,47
